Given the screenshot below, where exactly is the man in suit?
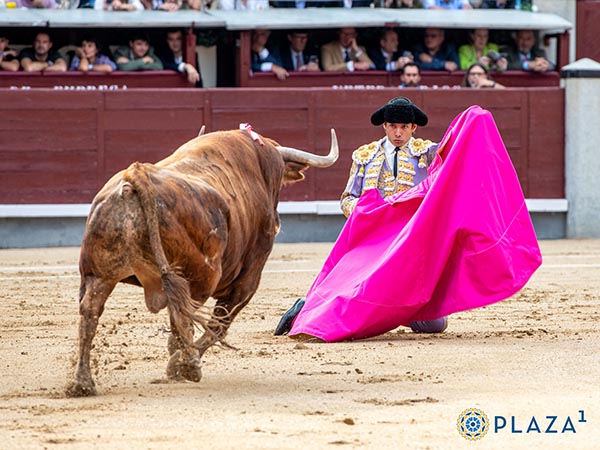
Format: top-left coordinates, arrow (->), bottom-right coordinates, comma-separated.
504,30 -> 554,72
251,29 -> 289,80
158,29 -> 201,86
367,28 -> 413,72
274,30 -> 320,72
321,27 -> 374,72
413,27 -> 459,72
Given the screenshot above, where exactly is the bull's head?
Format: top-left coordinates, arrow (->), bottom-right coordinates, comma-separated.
197,125 -> 339,184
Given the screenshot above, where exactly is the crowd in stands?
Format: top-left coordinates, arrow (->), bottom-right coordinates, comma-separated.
0,29 -> 203,86
0,23 -> 555,89
2,0 -> 533,10
250,25 -> 554,84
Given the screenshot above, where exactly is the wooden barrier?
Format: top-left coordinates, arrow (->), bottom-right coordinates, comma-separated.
0,87 -> 564,205
0,69 -> 560,89
243,70 -> 561,88
0,71 -> 192,89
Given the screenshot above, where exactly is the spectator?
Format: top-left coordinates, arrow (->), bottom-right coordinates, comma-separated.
251,29 -> 288,80
335,0 -> 374,6
113,33 -> 163,71
15,0 -> 57,7
413,27 -> 458,72
321,27 -> 374,72
141,0 -> 182,10
186,0 -> 203,8
423,0 -> 471,9
105,0 -> 144,10
367,28 -> 413,72
69,36 -> 116,73
19,32 -> 67,73
274,30 -> 320,72
458,28 -> 507,71
399,62 -> 423,88
0,35 -> 19,72
461,63 -> 505,88
481,0 -> 531,8
57,0 -> 103,7
505,30 -> 554,72
270,0 -> 328,6
158,29 -> 201,85
379,0 -> 422,7
77,0 -> 104,7
209,0 -> 269,9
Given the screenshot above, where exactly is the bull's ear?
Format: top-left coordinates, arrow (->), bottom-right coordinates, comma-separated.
282,162 -> 309,185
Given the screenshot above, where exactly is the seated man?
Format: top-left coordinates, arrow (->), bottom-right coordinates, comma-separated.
413,27 -> 458,72
142,0 -> 182,10
251,29 -> 289,80
504,30 -> 554,72
158,29 -> 201,85
274,30 -> 320,72
105,0 -> 144,9
367,28 -> 413,72
399,62 -> 423,88
321,27 -> 373,72
0,35 -> 19,72
113,32 -> 163,71
19,32 -> 67,73
423,0 -> 472,8
481,0 -> 531,8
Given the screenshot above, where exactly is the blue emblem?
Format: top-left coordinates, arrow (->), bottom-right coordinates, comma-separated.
457,408 -> 490,441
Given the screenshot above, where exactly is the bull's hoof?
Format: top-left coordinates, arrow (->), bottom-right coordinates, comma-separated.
65,380 -> 97,398
166,351 -> 202,383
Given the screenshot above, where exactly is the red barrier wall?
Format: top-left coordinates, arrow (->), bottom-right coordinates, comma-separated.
0,87 -> 564,204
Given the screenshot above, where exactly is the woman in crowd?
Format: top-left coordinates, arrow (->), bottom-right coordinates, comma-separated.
69,36 -> 116,72
461,62 -> 505,88
458,28 -> 507,71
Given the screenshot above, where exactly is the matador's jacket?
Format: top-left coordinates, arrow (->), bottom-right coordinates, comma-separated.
340,136 -> 438,218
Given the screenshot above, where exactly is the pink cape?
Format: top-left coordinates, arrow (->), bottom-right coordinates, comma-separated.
289,105 -> 542,342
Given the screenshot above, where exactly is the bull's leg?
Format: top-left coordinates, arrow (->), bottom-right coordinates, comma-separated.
194,292 -> 252,359
193,248 -> 272,359
65,277 -> 116,397
166,307 -> 202,382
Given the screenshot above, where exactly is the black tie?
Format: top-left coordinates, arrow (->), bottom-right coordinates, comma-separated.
344,49 -> 351,62
393,146 -> 400,178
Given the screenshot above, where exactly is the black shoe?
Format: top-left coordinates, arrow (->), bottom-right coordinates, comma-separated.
409,316 -> 448,334
274,298 -> 305,336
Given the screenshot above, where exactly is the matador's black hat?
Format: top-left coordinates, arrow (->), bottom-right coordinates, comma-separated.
370,96 -> 428,127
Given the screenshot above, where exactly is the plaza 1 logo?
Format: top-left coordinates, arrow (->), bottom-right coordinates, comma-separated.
457,408 -> 490,441
457,408 -> 588,440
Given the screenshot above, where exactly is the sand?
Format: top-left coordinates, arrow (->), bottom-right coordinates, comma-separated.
0,239 -> 598,449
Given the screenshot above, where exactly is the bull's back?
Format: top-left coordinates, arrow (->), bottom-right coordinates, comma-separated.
159,131 -> 286,263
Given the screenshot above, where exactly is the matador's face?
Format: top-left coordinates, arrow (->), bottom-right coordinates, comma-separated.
383,122 -> 417,148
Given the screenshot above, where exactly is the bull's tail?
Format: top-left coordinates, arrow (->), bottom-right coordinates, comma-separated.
121,163 -> 209,344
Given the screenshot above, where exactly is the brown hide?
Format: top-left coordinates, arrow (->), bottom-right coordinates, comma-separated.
80,130 -> 288,312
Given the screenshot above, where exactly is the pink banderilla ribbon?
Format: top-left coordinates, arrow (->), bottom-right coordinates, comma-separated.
240,123 -> 264,146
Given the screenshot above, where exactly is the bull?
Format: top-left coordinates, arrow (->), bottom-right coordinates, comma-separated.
66,126 -> 338,397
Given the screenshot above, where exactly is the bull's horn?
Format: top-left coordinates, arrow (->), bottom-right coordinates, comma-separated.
276,128 -> 339,168
198,125 -> 206,137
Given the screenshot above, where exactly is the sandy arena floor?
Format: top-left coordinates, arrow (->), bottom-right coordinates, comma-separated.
0,239 -> 598,449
